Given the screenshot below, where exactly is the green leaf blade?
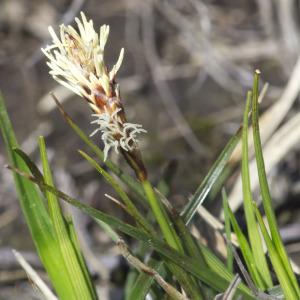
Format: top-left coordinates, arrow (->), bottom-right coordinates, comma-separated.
242,91 -> 272,288
223,191 -> 265,290
0,93 -> 75,299
127,260 -> 163,300
254,205 -> 298,300
182,126 -> 242,225
87,165 -> 204,298
39,137 -> 96,300
251,71 -> 300,296
21,176 -> 254,299
79,150 -> 154,235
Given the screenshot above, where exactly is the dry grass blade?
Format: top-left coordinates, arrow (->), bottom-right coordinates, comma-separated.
230,246 -> 259,297
13,249 -> 58,300
214,274 -> 241,300
104,193 -> 129,212
197,205 -> 238,247
220,242 -> 275,300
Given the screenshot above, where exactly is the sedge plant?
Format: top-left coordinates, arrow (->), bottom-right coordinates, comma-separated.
0,11 -> 299,300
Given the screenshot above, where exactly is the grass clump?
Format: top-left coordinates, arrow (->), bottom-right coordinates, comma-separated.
0,12 -> 298,300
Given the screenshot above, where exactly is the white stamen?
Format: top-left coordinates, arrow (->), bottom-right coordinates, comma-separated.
90,110 -> 146,161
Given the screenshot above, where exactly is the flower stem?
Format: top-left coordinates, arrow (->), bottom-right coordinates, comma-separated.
121,148 -> 147,182
122,150 -> 203,299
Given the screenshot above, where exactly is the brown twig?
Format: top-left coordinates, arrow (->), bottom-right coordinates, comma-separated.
117,239 -> 190,300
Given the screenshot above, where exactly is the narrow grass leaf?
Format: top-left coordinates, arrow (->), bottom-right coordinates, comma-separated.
251,71 -> 300,296
127,259 -> 163,300
253,204 -> 298,300
129,232 -> 235,300
242,91 -> 272,288
65,216 -> 98,298
142,180 -> 183,252
182,126 -> 242,225
223,191 -> 265,290
142,182 -> 204,300
164,208 -> 210,299
0,93 -> 75,299
198,243 -> 234,282
57,186 -> 254,299
13,148 -> 44,182
10,155 -> 203,300
15,144 -> 96,298
79,150 -> 155,235
39,137 -> 96,300
128,188 -> 208,300
10,168 -> 255,299
95,219 -> 119,242
156,190 -> 207,267
54,186 -> 254,299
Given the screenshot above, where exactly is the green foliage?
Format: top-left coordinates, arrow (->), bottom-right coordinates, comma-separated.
251,71 -> 300,299
223,192 -> 265,289
2,69 -> 299,300
241,91 -> 272,289
0,94 -> 96,299
10,171 -> 254,299
39,137 -> 97,299
222,70 -> 300,300
182,124 -> 242,225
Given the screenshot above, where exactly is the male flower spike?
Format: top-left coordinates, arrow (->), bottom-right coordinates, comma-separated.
42,12 -> 146,166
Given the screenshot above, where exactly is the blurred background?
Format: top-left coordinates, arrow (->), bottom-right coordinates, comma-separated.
1,0 -> 300,299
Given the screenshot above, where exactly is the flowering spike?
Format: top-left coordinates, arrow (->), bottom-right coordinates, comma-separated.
42,12 -> 147,164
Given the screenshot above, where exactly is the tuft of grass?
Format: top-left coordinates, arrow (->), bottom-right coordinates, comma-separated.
0,93 -> 96,300
2,70 -> 299,300
221,70 -> 300,300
